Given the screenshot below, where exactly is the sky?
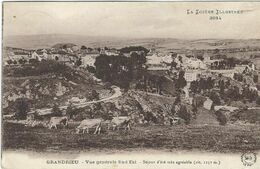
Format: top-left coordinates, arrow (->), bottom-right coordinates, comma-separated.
3,2 -> 260,39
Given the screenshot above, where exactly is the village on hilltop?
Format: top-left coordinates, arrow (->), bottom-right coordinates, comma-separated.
3,42 -> 260,152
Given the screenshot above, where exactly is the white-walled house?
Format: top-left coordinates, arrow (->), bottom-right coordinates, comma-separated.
31,49 -> 50,61
161,54 -> 174,64
31,51 -> 47,61
82,54 -> 99,67
174,53 -> 207,70
104,49 -> 119,56
82,56 -> 96,67
186,58 -> 207,70
184,70 -> 200,82
12,51 -> 30,61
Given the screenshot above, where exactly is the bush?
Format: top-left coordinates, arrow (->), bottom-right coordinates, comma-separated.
74,113 -> 89,121
86,66 -> 96,73
66,103 -> 77,119
209,91 -> 221,105
256,96 -> 260,105
253,74 -> 258,83
14,98 -> 29,120
13,60 -> 17,65
29,59 -> 39,65
177,105 -> 191,124
52,104 -> 62,117
215,110 -> 227,125
120,46 -> 149,54
7,60 -> 13,65
192,95 -> 206,107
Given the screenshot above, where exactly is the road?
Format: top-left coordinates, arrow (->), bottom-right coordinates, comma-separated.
28,86 -> 122,115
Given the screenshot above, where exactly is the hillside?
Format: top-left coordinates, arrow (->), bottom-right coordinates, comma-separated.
4,34 -> 260,51
3,34 -> 131,49
52,43 -> 77,49
3,61 -> 111,114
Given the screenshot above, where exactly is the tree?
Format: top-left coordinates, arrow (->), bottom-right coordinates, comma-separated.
86,66 -> 96,73
18,59 -> 25,65
177,105 -> 191,124
219,80 -> 225,95
214,48 -> 220,54
91,90 -> 100,101
96,47 -> 101,52
119,46 -> 149,54
215,110 -> 227,125
226,57 -> 237,69
130,51 -> 146,68
66,103 -> 77,119
94,54 -> 111,81
190,80 -> 199,93
171,60 -> 178,69
52,104 -> 62,117
75,58 -> 82,67
253,74 -> 258,83
7,60 -> 13,65
13,60 -> 17,65
14,98 -> 29,120
248,90 -> 258,102
176,70 -> 187,89
94,54 -> 133,89
81,45 -> 87,50
209,91 -> 221,105
178,56 -> 183,63
29,58 -> 39,64
174,94 -> 181,105
199,78 -> 207,91
197,55 -> 204,61
191,104 -> 198,117
207,77 -> 215,89
256,96 -> 260,105
62,44 -> 67,49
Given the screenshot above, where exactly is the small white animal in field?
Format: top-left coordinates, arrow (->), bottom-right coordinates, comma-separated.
76,118 -> 103,134
109,116 -> 132,131
49,116 -> 68,129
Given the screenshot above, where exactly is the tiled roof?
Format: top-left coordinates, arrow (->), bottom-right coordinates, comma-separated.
36,51 -> 44,55
13,52 -> 29,55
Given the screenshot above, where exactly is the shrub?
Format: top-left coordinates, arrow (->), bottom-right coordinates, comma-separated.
209,91 -> 221,105
52,104 -> 62,117
256,96 -> 260,105
66,103 -> 77,119
74,113 -> 89,121
29,59 -> 39,65
120,46 -> 149,54
7,60 -> 13,65
14,98 -> 29,120
177,105 -> 191,124
86,66 -> 96,73
215,110 -> 227,125
253,74 -> 258,83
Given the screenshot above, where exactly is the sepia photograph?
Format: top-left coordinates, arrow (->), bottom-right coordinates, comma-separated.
1,1 -> 260,169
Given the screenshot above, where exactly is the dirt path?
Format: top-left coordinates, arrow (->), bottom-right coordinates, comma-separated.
29,86 -> 122,115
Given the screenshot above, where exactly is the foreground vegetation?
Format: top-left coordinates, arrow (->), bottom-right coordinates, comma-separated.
3,122 -> 260,153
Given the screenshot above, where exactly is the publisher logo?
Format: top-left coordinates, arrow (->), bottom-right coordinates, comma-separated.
241,152 -> 257,166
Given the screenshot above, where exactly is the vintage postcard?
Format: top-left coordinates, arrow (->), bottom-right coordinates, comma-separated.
1,1 -> 260,169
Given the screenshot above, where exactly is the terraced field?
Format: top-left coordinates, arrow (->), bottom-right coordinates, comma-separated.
3,122 -> 260,153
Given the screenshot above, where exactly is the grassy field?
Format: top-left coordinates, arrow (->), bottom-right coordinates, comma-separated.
3,122 -> 260,153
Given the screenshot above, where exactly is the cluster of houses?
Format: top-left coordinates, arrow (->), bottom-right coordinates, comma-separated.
145,49 -> 257,83
4,48 -> 78,65
4,46 -> 120,68
4,45 -> 258,86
